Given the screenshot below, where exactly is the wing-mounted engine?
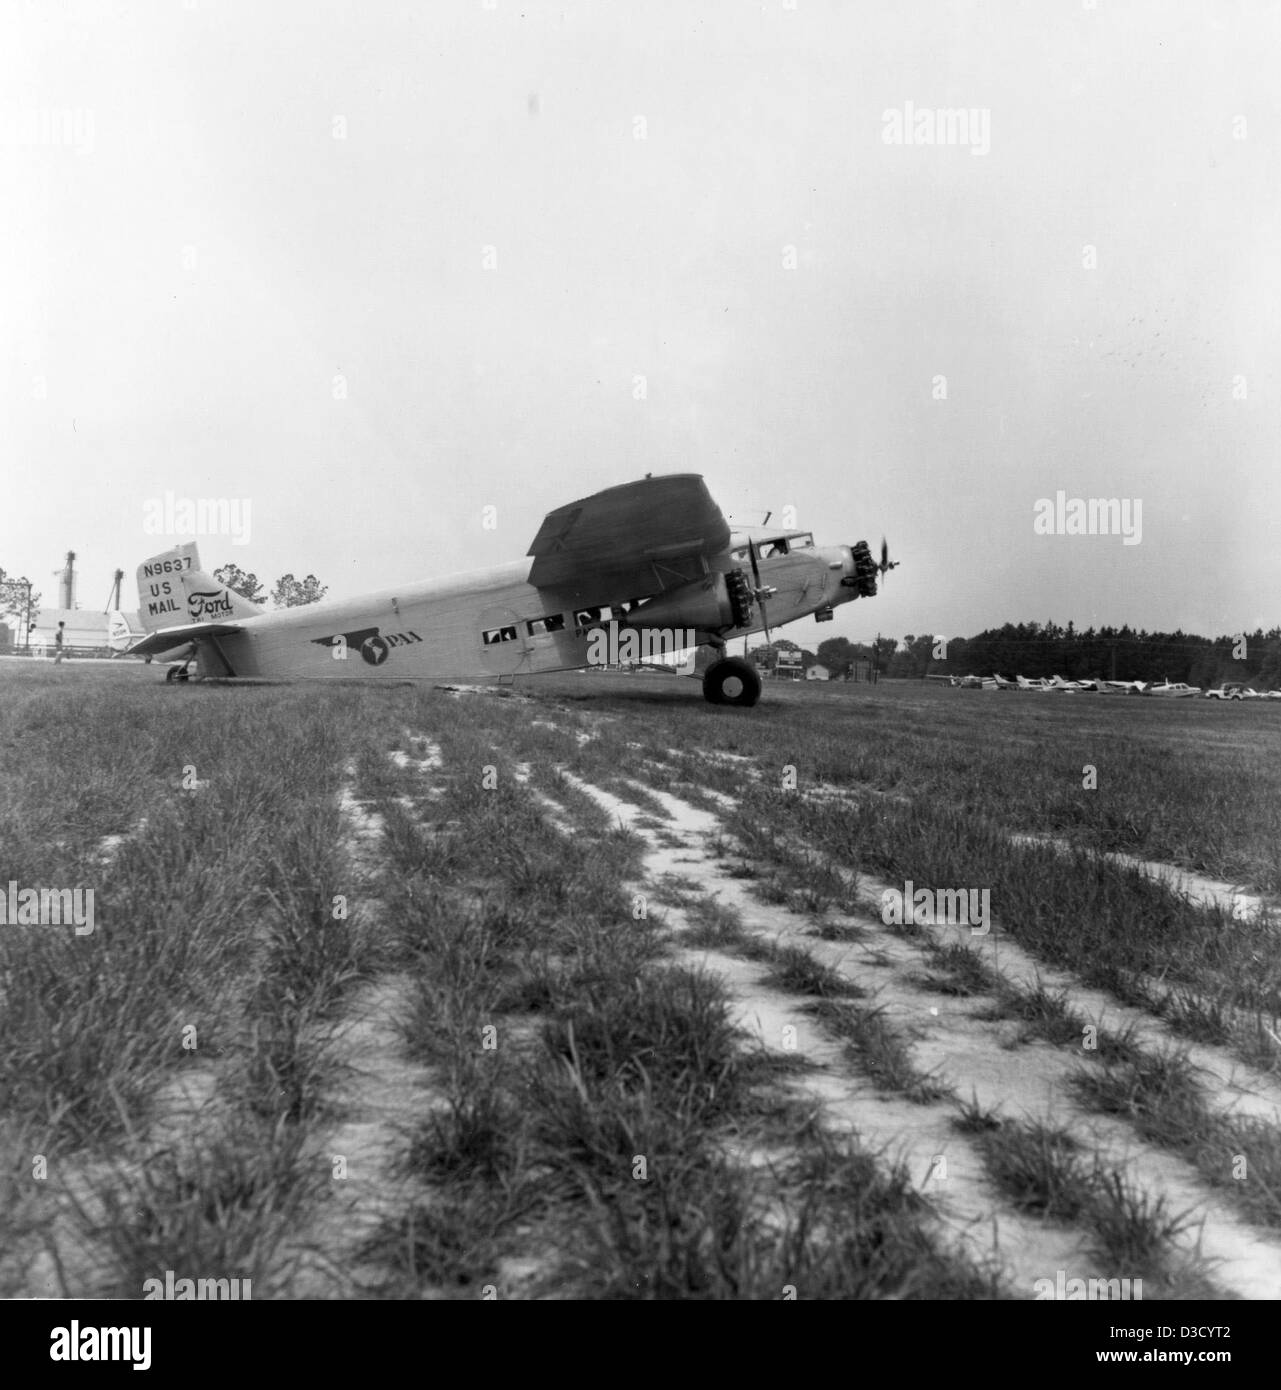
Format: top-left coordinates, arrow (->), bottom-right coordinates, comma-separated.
724,570 -> 754,629
617,570 -> 753,635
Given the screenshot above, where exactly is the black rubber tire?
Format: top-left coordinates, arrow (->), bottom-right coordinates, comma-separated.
165,666 -> 179,683
703,656 -> 762,707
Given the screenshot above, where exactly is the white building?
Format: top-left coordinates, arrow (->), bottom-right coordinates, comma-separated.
19,607 -> 144,654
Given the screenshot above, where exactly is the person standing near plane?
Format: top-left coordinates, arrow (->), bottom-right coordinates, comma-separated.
54,621 -> 66,664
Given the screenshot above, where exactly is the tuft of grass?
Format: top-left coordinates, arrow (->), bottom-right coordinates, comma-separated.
1156,988 -> 1234,1046
646,874 -> 703,909
750,875 -> 791,906
974,1119 -> 1095,1221
808,920 -> 867,943
923,941 -> 996,997
778,1137 -> 1005,1299
1070,1048 -> 1207,1151
989,977 -> 1086,1048
763,944 -> 864,999
809,1000 -> 950,1102
1072,1046 -> 1281,1229
952,1092 -> 1003,1134
1085,1168 -> 1200,1272
59,1114 -> 319,1299
683,895 -> 746,949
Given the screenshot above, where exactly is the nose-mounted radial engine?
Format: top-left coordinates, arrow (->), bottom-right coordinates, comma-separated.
843,538 -> 898,597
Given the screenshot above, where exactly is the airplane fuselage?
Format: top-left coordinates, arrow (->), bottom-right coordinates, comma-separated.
187,544 -> 859,681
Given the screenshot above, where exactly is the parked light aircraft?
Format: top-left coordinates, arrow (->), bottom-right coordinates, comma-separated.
948,674 -> 1267,700
1141,680 -> 1201,698
126,474 -> 895,708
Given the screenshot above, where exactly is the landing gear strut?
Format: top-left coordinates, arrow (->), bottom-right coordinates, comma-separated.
702,656 -> 761,707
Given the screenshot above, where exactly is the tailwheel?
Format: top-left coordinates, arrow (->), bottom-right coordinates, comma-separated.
703,656 -> 761,707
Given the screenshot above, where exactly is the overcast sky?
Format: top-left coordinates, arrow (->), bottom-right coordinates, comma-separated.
3,0 -> 1278,647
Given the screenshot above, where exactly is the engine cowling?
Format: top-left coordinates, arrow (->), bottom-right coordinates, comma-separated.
841,540 -> 879,597
618,570 -> 752,634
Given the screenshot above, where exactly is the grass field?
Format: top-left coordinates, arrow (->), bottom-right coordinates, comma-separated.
2,661 -> 1279,1299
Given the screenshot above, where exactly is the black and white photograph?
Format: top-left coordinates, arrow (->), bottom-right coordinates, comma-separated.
2,0 -> 1278,1346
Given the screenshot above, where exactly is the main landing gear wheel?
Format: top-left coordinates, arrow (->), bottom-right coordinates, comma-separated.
703,656 -> 761,707
165,665 -> 191,683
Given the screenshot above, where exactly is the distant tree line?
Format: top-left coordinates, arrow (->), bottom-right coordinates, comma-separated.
885,621 -> 1281,687
741,624 -> 1281,688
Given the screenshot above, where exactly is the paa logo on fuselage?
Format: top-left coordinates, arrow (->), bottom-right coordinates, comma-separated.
311,627 -> 422,665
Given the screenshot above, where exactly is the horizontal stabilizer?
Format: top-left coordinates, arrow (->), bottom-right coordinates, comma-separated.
126,622 -> 245,658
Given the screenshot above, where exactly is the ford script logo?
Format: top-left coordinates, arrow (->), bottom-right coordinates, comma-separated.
187,589 -> 234,620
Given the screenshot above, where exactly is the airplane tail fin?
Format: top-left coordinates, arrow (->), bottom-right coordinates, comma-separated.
106,611 -> 134,652
136,542 -> 263,630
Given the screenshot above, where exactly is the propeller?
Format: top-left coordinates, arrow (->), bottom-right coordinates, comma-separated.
747,536 -> 774,643
878,537 -> 899,582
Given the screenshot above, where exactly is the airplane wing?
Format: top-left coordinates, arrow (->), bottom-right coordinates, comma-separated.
125,621 -> 246,657
527,474 -> 732,596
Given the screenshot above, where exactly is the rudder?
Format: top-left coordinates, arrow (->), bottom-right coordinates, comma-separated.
136,543 -> 262,629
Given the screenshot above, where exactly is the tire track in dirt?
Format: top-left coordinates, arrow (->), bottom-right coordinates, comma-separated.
286,751 -> 447,1296
664,755 -> 1281,1113
557,773 -> 1087,1295
558,771 -> 1281,1299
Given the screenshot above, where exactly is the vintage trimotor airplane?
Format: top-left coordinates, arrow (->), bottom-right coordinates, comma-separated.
126,474 -> 895,707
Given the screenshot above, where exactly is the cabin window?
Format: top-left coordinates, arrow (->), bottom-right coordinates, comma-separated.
482,625 -> 518,645
526,614 -> 566,636
574,605 -> 620,626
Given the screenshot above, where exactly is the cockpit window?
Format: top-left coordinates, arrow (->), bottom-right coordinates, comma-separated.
731,534 -> 814,561
732,543 -> 778,560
